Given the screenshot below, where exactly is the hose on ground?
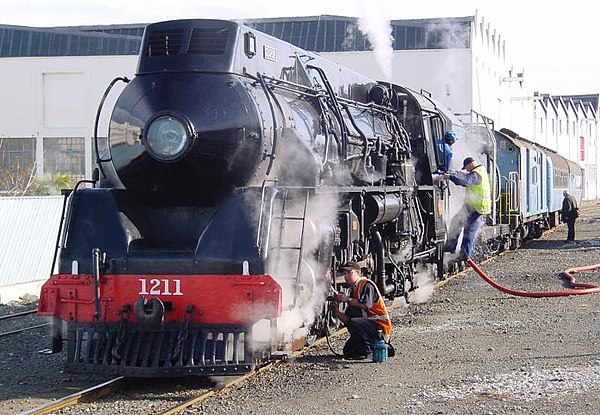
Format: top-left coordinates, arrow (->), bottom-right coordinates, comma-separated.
325,328 -> 345,357
466,258 -> 600,297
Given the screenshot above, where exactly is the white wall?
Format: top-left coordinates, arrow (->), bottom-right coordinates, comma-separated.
323,14 -> 536,139
0,31 -> 597,198
0,55 -> 138,178
554,102 -> 569,158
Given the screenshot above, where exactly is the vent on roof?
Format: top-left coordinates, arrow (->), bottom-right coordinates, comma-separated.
188,28 -> 229,55
147,29 -> 184,56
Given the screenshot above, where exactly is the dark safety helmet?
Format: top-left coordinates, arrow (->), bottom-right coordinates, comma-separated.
444,131 -> 458,144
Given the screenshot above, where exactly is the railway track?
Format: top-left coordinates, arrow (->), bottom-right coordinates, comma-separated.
0,309 -> 37,320
0,308 -> 49,338
17,326 -> 343,415
19,270 -> 470,415
11,252 -> 492,415
20,377 -> 126,415
18,367 -> 275,414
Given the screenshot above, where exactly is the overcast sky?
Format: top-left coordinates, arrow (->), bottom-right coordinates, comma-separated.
2,0 -> 597,95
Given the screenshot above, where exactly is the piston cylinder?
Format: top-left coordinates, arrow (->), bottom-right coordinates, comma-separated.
363,193 -> 404,225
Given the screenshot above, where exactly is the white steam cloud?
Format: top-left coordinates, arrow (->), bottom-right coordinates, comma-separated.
252,193 -> 339,350
249,125 -> 342,350
356,2 -> 394,81
408,264 -> 436,304
425,21 -> 471,49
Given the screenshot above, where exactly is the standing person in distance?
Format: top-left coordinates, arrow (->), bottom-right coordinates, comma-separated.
442,156 -> 492,262
561,190 -> 579,242
333,261 -> 393,360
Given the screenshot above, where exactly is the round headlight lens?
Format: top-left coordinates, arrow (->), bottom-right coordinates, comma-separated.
146,115 -> 189,161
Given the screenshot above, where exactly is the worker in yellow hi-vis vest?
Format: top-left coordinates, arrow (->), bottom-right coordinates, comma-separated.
442,156 -> 491,262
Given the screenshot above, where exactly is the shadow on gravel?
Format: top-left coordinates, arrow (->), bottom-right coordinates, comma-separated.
531,351 -> 600,360
293,354 -> 372,365
294,354 -> 342,363
520,239 -> 591,250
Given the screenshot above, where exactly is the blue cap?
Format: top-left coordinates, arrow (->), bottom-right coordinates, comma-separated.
444,131 -> 458,144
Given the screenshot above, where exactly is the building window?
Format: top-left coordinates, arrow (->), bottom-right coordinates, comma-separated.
43,137 -> 85,181
540,117 -> 544,133
248,18 -> 471,53
0,137 -> 36,192
580,136 -> 585,161
0,26 -> 141,57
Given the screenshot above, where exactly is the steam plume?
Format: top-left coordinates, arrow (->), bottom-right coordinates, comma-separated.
356,3 -> 394,81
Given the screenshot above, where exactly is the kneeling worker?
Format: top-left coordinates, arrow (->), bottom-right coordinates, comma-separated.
334,261 -> 392,359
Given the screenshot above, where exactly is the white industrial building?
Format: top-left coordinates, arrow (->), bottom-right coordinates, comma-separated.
0,13 -> 598,302
0,55 -> 137,181
0,14 -> 597,198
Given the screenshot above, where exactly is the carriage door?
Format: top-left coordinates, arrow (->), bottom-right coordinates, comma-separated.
537,153 -> 545,212
530,149 -> 543,213
528,150 -> 540,214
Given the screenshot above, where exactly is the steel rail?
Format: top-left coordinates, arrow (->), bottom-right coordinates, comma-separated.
18,258 -> 481,415
158,365 -> 272,415
19,377 -> 125,415
158,329 -> 343,415
0,323 -> 49,338
0,309 -> 37,320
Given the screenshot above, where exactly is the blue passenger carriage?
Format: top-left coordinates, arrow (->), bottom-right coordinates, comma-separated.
479,128 -> 585,253
494,129 -> 547,245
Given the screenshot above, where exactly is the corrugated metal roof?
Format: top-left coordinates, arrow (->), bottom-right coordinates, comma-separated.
0,196 -> 65,287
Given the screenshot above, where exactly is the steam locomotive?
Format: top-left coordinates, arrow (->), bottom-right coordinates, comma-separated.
37,19 -> 460,376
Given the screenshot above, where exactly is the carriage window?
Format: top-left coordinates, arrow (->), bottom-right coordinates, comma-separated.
531,165 -> 538,185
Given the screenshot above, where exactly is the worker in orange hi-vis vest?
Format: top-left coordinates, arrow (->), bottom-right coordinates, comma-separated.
334,261 -> 393,360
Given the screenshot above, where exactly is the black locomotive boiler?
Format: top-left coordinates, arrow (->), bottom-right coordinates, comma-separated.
38,19 -> 458,376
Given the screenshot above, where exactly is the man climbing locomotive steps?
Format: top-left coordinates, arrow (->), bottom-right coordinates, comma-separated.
442,157 -> 491,270
331,262 -> 395,361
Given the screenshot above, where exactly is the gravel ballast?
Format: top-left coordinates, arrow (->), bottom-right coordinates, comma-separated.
190,201 -> 600,415
2,201 -> 600,415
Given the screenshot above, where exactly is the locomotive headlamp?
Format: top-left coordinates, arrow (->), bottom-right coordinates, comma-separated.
145,114 -> 191,161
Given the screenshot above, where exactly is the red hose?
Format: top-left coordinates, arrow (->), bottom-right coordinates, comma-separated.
466,258 -> 600,297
